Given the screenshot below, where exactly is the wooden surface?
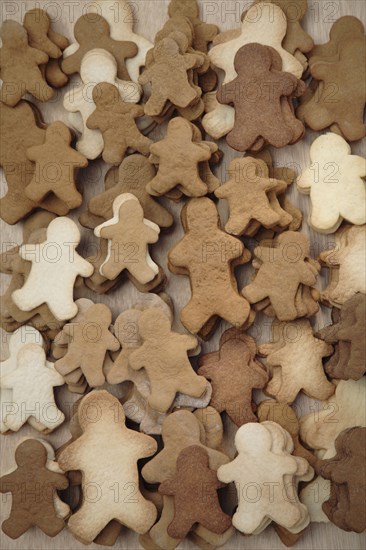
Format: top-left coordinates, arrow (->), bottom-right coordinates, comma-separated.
1,1 -> 365,549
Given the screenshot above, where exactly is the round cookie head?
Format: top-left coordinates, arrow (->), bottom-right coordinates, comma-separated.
330,16 -> 364,42
1,20 -> 28,47
168,0 -> 199,19
46,121 -> 72,144
235,423 -> 273,454
162,410 -> 201,443
78,390 -> 126,430
74,14 -> 110,42
46,216 -> 81,243
234,43 -> 272,76
186,198 -> 219,231
119,155 -> 156,187
277,231 -> 310,259
138,308 -> 171,340
80,48 -> 117,83
92,82 -> 120,107
15,439 -> 48,467
17,344 -> 46,369
310,133 -> 351,162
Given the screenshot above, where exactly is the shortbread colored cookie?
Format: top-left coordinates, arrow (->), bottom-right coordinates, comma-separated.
63,48 -> 141,160
129,308 -> 207,413
0,439 -> 68,539
215,157 -> 284,234
250,0 -> 313,56
297,134 -> 366,233
139,37 -> 200,116
55,303 -> 119,388
159,446 -> 231,538
142,410 -> 229,484
23,8 -> 69,88
61,14 -> 137,80
209,2 -> 303,82
317,294 -> 366,380
169,198 -> 251,334
58,391 -> 158,543
0,20 -> 54,106
259,320 -> 334,403
257,400 -> 317,466
217,43 -> 302,151
12,217 -> 94,321
94,193 -> 160,283
317,427 -> 366,533
320,225 -> 366,306
25,122 -> 88,209
0,344 -> 65,433
147,117 -> 216,197
0,326 -> 46,434
243,231 -> 317,320
0,101 -> 69,224
218,422 -> 308,534
198,329 -> 268,426
87,82 -> 152,165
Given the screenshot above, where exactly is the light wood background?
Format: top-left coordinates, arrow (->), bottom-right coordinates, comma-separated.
1,1 -> 365,549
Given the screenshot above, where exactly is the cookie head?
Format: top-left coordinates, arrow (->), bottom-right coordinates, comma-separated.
186,198 -> 219,231
155,37 -> 179,60
47,216 -> 81,244
162,410 -> 201,443
277,231 -> 310,259
78,390 -> 126,430
80,48 -> 117,84
46,121 -> 72,145
235,423 -> 272,454
15,439 -> 48,467
177,445 -> 209,469
24,8 -> 50,35
17,344 -> 46,369
74,14 -> 110,42
330,15 -> 365,42
120,155 -> 156,187
233,43 -> 272,77
1,20 -> 28,47
310,133 -> 351,162
138,308 -> 171,339
168,0 -> 199,19
92,82 -> 119,108
167,117 -> 193,140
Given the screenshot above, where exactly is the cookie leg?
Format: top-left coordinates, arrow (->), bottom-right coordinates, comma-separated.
37,514 -> 65,537
269,292 -> 298,321
2,513 -> 31,539
29,74 -> 54,103
145,93 -> 168,117
68,504 -> 108,543
180,301 -> 212,335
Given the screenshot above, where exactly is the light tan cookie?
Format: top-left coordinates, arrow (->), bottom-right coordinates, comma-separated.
259,320 -> 334,403
58,390 -> 158,543
94,194 -> 160,284
55,303 -> 119,389
129,308 -> 207,413
297,134 -> 366,233
169,198 -> 251,334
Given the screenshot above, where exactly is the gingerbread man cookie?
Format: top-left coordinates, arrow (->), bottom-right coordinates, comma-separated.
0,344 -> 65,433
243,231 -> 317,321
0,439 -> 68,539
159,445 -> 231,538
147,117 -> 216,197
61,14 -> 137,80
297,134 -> 366,233
129,308 -> 207,413
198,329 -> 268,426
259,320 -> 335,403
87,82 -> 152,165
12,217 -> 94,321
25,122 -> 88,210
58,391 -> 158,543
169,198 -> 251,334
0,20 -> 54,106
94,193 -> 160,284
55,303 -> 119,388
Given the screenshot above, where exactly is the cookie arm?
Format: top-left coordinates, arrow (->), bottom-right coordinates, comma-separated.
128,347 -> 145,371
31,45 -> 49,66
138,67 -> 153,86
159,478 -> 176,496
184,53 -> 199,70
217,462 -> 235,484
47,471 -> 69,490
297,264 -> 317,287
0,472 -> 16,492
168,241 -> 188,268
75,255 -> 94,277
